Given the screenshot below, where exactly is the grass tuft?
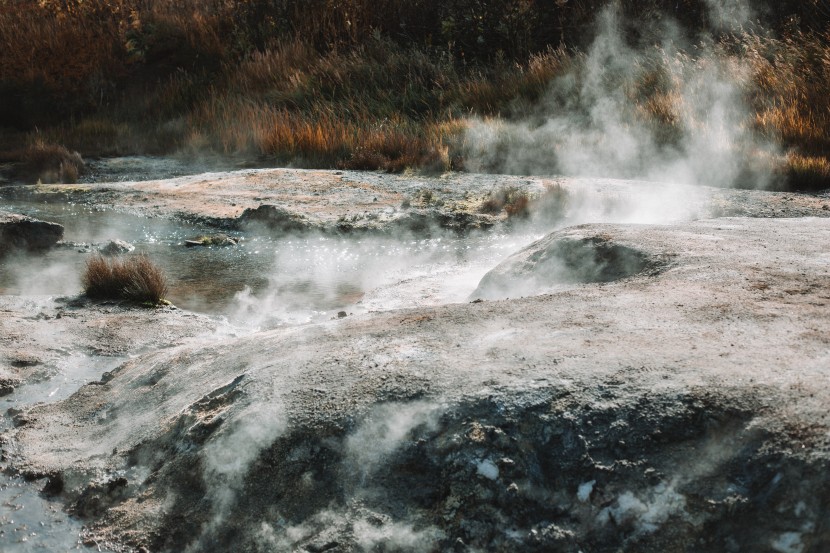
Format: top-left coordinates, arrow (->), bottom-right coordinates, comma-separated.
83,254 -> 169,304
15,141 -> 85,184
781,153 -> 830,191
482,184 -> 569,220
481,187 -> 531,217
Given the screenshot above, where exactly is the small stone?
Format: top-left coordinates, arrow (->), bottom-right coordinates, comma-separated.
99,239 -> 134,256
185,234 -> 237,247
338,311 -> 347,318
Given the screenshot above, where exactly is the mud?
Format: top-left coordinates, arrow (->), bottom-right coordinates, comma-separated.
2,214 -> 828,552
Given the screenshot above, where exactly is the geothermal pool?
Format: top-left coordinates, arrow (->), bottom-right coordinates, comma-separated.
0,202 -> 539,326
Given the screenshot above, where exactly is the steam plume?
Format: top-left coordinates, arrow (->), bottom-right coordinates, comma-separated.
463,5 -> 778,190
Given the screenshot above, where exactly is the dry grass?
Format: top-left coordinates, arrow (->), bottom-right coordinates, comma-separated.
0,2 -> 828,187
482,184 -> 568,220
176,37 -> 570,170
12,140 -> 86,184
741,31 -> 830,189
481,187 -> 529,216
781,153 -> 830,191
83,255 -> 169,304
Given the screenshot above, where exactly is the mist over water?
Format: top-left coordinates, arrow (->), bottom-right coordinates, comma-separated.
0,202 -> 541,328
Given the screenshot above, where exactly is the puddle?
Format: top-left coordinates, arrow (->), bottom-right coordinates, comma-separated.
0,473 -> 94,553
5,354 -> 127,407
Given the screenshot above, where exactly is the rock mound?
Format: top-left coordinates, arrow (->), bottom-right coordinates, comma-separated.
5,218 -> 830,552
0,211 -> 64,254
238,204 -> 312,233
98,239 -> 135,256
474,226 -> 664,300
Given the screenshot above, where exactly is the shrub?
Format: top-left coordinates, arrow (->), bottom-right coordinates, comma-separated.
18,141 -> 85,184
83,254 -> 169,304
481,187 -> 529,217
481,184 -> 569,220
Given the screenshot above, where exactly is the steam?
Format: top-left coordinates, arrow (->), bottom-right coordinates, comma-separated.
597,482 -> 687,535
463,5 -> 777,190
0,251 -> 82,296
255,509 -> 445,552
704,0 -> 755,30
344,401 -> 443,479
226,232 -> 531,328
352,518 -> 444,551
187,398 -> 287,552
217,401 -> 446,552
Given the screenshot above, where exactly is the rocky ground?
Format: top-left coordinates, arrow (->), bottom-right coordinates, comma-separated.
1,169 -> 829,552
1,169 -> 828,234
0,296 -> 221,398
0,210 -> 64,255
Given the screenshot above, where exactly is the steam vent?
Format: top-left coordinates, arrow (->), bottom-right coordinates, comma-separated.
2,2 -> 830,552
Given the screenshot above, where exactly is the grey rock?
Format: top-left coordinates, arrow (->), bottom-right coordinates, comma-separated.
0,210 -> 64,254
184,234 -> 238,247
473,226 -> 668,300
239,204 -> 311,233
98,239 -> 135,256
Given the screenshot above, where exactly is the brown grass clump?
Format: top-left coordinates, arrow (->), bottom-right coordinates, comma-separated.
83,254 -> 169,304
481,187 -> 531,217
781,153 -> 830,191
481,184 -> 569,220
18,141 -> 85,184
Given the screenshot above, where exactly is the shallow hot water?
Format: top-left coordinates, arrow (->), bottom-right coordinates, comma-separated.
0,201 -> 537,325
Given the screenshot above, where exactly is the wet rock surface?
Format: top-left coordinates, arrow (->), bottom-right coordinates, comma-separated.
183,234 -> 238,248
0,210 -> 64,254
0,296 -> 221,387
2,169 -> 828,236
3,217 -> 829,552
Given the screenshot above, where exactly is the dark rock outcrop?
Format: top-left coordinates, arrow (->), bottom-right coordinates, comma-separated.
0,211 -> 64,254
238,204 -> 312,233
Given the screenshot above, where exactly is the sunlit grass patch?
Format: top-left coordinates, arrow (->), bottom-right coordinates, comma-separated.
83,254 -> 169,305
14,140 -> 85,184
781,153 -> 830,191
